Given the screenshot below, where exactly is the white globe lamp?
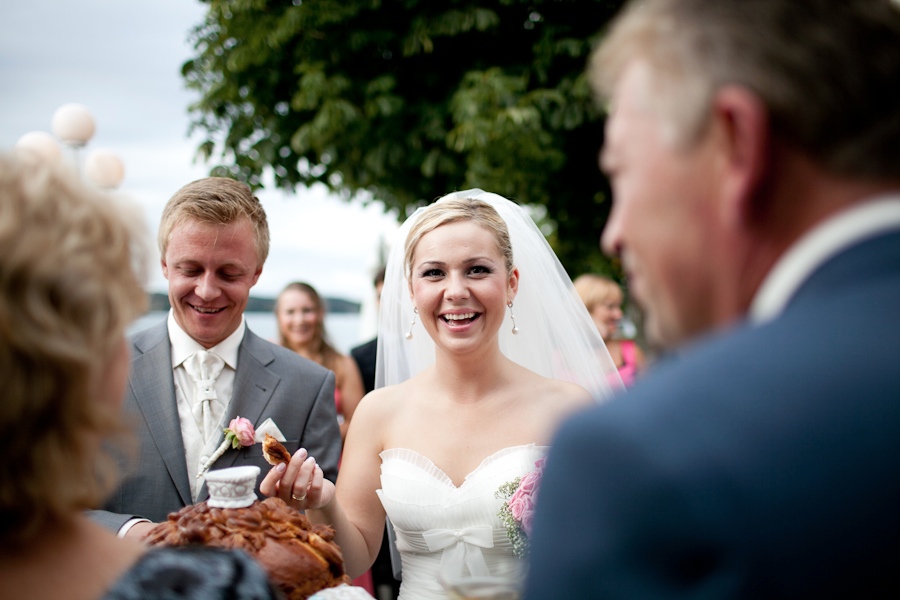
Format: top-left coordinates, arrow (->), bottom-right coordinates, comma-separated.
84,148 -> 126,189
51,103 -> 96,147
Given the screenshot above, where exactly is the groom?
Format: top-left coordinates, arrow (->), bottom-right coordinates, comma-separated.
92,177 -> 342,539
526,0 -> 900,597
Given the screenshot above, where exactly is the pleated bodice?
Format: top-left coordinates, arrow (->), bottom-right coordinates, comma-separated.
377,444 -> 547,599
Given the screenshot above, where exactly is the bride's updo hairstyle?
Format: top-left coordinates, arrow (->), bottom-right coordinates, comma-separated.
403,197 -> 514,281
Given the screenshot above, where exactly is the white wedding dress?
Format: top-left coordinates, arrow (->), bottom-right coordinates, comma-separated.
377,444 -> 547,600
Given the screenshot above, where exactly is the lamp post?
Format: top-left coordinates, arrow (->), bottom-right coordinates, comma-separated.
15,103 -> 125,190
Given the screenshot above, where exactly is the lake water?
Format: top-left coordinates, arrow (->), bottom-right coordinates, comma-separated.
129,311 -> 367,354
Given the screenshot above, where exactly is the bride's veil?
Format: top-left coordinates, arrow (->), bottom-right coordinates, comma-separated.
375,189 -> 623,400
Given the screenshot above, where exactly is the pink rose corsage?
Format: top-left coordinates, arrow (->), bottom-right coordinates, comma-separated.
197,416 -> 256,478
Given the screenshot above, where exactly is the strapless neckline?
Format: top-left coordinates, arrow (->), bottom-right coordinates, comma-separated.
378,444 -> 548,598
380,444 -> 549,489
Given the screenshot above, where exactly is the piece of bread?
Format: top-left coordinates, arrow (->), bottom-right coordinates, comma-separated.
263,433 -> 292,466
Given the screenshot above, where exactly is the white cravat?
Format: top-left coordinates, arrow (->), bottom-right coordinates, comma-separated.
182,350 -> 226,441
167,311 -> 244,501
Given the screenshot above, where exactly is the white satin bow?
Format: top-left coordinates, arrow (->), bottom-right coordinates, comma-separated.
422,525 -> 494,577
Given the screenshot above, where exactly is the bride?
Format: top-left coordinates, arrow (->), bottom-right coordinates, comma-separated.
262,190 -> 621,598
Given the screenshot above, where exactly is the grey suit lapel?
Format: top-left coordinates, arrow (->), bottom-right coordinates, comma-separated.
197,328 -> 281,500
130,322 -> 193,506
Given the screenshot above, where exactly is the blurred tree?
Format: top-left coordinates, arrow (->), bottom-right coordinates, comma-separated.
183,0 -> 624,276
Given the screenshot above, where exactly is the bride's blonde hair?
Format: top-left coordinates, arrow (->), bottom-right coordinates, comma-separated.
403,197 -> 515,282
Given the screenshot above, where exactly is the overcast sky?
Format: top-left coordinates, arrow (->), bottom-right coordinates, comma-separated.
0,0 -> 400,306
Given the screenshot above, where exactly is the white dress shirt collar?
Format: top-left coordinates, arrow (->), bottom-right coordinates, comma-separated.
750,194 -> 900,323
167,309 -> 245,369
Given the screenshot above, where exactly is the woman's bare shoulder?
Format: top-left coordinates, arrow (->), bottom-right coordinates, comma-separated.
545,377 -> 594,409
510,368 -> 594,420
353,379 -> 411,417
506,362 -> 592,404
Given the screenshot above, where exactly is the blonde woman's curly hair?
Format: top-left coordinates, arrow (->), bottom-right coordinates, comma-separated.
0,153 -> 148,546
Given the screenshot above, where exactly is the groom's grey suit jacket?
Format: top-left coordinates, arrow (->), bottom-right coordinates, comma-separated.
93,321 -> 342,530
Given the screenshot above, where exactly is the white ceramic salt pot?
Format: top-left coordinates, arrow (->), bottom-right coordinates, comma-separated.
204,465 -> 260,508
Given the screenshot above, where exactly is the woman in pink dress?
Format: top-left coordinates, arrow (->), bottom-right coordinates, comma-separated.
574,274 -> 646,386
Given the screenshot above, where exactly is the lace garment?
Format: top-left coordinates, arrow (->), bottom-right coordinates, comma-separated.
377,444 -> 546,600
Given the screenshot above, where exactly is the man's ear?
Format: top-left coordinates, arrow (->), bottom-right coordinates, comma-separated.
711,86 -> 771,228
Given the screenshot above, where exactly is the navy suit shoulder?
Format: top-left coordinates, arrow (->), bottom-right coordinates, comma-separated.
526,231 -> 900,599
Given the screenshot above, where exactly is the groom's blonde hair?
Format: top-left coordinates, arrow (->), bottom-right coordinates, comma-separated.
158,177 -> 270,266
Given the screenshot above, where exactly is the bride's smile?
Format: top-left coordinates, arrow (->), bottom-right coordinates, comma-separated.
440,311 -> 480,327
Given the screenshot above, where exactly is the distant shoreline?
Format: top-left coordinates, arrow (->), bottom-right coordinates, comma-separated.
131,310 -> 365,353
145,292 -> 361,314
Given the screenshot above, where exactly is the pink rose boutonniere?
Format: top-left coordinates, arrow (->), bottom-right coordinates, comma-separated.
196,416 -> 256,478
495,457 -> 545,558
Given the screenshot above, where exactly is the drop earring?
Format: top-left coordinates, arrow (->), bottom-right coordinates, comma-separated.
405,307 -> 418,340
508,301 -> 519,335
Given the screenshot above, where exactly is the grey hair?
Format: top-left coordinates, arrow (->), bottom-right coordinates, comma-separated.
590,0 -> 900,180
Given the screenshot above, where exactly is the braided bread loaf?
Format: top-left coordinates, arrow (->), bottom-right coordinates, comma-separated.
146,497 -> 349,599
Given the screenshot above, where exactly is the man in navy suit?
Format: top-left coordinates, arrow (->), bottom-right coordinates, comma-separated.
525,1 -> 900,597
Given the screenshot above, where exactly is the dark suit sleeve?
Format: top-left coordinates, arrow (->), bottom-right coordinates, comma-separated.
524,405 -> 736,600
350,338 -> 377,394
299,369 -> 342,483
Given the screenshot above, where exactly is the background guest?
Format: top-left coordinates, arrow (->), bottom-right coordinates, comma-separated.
276,281 -> 366,443
574,273 -> 646,386
91,177 -> 342,540
0,153 -> 278,599
526,0 -> 900,597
